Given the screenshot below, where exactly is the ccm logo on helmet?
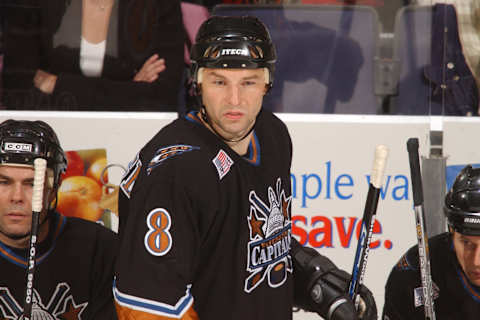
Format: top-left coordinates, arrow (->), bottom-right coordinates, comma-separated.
3,142 -> 33,152
221,48 -> 248,56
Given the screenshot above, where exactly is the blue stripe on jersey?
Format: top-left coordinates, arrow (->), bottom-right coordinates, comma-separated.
245,131 -> 261,166
185,111 -> 201,124
113,281 -> 194,318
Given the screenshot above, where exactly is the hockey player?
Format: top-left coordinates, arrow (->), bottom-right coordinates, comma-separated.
114,16 -> 377,320
382,164 -> 480,319
0,120 -> 118,319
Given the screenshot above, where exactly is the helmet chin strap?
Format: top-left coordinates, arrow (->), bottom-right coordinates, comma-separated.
200,105 -> 258,144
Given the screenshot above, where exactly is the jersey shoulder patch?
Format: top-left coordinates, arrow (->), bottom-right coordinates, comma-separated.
147,144 -> 200,175
394,244 -> 421,272
394,253 -> 414,271
212,149 -> 234,180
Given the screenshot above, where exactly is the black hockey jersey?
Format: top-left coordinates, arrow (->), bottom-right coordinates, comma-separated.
0,212 -> 118,320
382,232 -> 480,319
114,110 -> 294,319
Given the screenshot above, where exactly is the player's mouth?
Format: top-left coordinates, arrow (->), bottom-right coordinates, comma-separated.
5,212 -> 28,222
224,110 -> 244,120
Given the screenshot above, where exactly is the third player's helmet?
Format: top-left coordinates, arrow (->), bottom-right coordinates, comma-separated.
0,120 -> 67,189
444,165 -> 480,236
190,15 -> 277,90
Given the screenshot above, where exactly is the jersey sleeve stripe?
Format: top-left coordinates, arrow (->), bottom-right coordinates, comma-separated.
115,302 -> 200,320
113,281 -> 194,318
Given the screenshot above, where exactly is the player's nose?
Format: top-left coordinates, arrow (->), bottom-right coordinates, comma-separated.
470,244 -> 480,268
10,183 -> 26,203
227,85 -> 241,106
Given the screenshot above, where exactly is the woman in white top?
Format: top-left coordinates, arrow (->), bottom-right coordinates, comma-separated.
3,0 -> 185,111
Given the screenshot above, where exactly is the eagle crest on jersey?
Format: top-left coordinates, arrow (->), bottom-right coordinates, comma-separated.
0,283 -> 87,319
120,145 -> 201,199
245,178 -> 292,293
147,145 -> 200,175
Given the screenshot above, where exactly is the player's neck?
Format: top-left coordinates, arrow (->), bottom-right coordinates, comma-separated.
226,134 -> 252,156
198,112 -> 252,155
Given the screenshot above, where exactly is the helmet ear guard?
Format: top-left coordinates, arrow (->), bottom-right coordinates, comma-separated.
444,165 -> 480,236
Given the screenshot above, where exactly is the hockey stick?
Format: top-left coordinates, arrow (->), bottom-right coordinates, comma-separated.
406,138 -> 436,320
23,158 -> 47,320
348,145 -> 389,309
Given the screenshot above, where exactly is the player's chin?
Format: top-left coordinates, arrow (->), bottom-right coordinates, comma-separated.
3,227 -> 31,240
223,124 -> 249,136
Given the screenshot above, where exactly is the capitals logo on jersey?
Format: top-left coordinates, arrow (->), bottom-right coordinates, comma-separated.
245,178 -> 292,293
0,283 -> 87,319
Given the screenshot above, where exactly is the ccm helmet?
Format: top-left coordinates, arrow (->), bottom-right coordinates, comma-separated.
0,120 -> 67,189
444,165 -> 480,236
190,15 -> 277,90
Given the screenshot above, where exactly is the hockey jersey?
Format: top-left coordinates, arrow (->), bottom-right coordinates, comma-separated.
382,232 -> 480,319
114,110 -> 295,319
0,211 -> 118,320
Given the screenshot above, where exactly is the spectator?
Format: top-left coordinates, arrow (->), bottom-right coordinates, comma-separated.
1,0 -> 185,111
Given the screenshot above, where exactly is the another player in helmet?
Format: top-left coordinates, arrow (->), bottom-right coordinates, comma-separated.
382,165 -> 480,319
0,120 -> 118,320
114,16 -> 376,320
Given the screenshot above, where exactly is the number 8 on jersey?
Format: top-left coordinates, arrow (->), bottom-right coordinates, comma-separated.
144,208 -> 173,256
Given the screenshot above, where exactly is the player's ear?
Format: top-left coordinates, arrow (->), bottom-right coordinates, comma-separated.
263,68 -> 269,95
263,85 -> 269,95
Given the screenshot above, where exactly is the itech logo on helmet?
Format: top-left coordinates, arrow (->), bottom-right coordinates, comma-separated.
464,217 -> 480,224
221,48 -> 248,56
3,142 -> 33,152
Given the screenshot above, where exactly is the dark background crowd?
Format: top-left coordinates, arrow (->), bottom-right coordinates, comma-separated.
0,0 -> 479,116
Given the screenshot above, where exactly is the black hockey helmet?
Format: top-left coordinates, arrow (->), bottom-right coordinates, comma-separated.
190,15 -> 277,90
444,165 -> 480,236
0,120 -> 67,189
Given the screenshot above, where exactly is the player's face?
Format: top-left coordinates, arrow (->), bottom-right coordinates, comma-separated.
453,231 -> 480,286
0,165 -> 51,248
201,68 -> 267,142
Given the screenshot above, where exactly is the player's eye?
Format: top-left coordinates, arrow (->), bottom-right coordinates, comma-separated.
213,79 -> 225,86
462,239 -> 475,250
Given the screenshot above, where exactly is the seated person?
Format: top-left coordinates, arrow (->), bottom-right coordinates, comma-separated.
1,0 -> 184,111
383,164 -> 480,319
0,120 -> 117,319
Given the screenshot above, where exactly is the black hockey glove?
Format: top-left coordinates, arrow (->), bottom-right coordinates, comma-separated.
292,244 -> 377,320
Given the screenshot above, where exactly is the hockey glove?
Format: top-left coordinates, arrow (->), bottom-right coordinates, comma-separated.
292,244 -> 377,320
